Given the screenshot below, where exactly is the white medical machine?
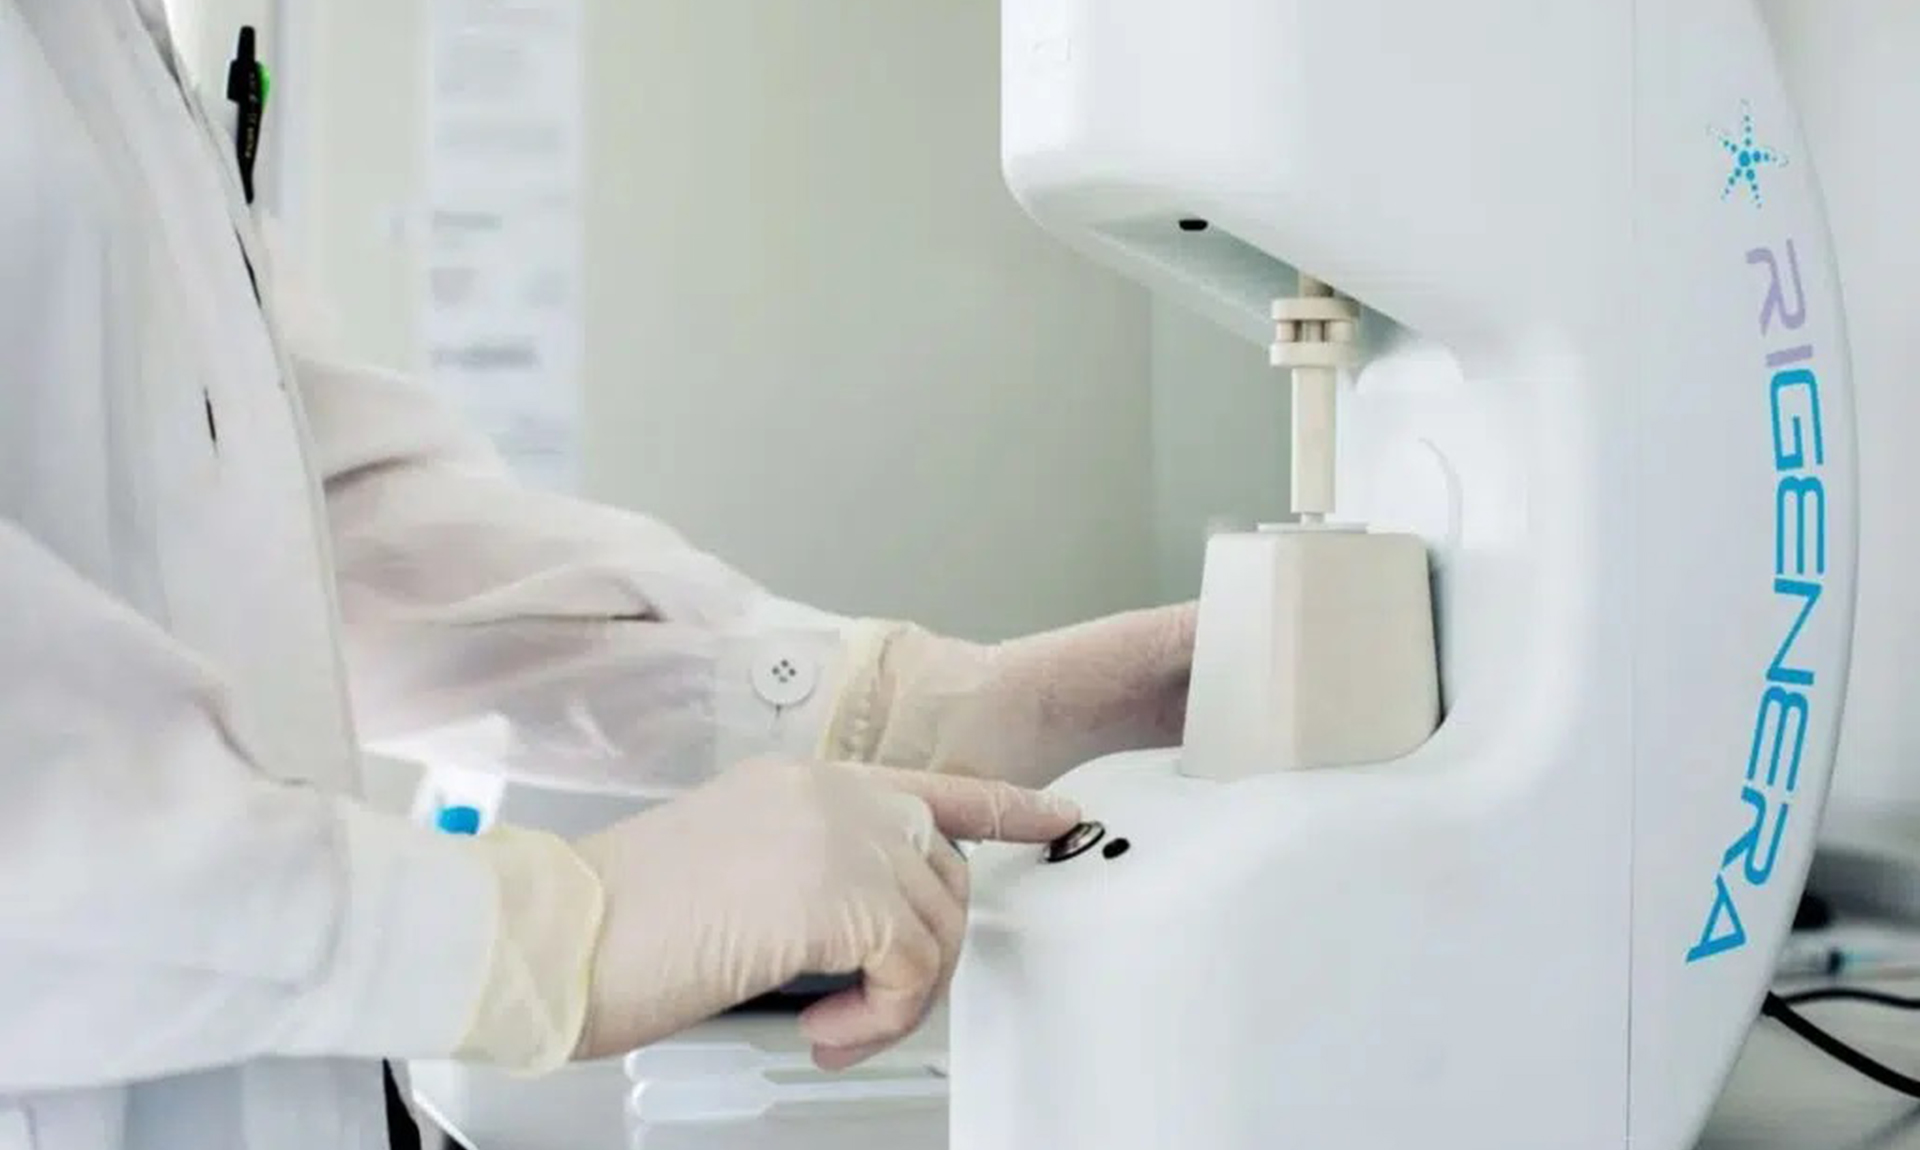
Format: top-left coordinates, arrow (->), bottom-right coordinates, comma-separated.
1764,3 -> 1920,916
954,2 -> 1863,1147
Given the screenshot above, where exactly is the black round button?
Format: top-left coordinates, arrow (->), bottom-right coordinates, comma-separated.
1046,821 -> 1107,863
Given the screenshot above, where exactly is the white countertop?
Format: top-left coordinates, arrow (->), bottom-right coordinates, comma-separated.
413,996 -> 1920,1150
1703,995 -> 1920,1149
411,1009 -> 940,1150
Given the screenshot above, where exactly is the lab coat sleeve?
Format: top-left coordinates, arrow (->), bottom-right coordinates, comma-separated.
291,347 -> 891,796
0,518 -> 569,1089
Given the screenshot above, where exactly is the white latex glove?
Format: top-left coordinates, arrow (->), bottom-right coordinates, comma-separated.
823,604 -> 1198,790
569,759 -> 1079,1068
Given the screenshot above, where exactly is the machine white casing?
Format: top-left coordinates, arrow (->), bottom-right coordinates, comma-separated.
1757,3 -> 1920,867
954,3 -> 1856,1148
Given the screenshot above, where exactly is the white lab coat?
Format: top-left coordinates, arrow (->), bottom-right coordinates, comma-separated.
0,2 -> 859,1148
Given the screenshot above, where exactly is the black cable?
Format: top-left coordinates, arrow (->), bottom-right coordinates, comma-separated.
1780,986 -> 1920,1012
1762,992 -> 1920,1099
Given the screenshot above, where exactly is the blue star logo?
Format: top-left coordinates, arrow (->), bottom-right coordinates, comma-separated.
1714,101 -> 1788,207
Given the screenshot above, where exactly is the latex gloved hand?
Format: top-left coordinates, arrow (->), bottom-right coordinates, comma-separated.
824,604 -> 1198,790
568,759 -> 1077,1068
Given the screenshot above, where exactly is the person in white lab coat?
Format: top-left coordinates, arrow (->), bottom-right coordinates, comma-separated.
0,3 -> 1197,1149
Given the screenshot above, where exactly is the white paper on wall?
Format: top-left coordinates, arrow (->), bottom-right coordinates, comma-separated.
423,0 -> 584,491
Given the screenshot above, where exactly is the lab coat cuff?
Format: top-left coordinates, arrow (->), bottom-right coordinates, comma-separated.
278,800 -> 500,1061
711,598 -> 888,769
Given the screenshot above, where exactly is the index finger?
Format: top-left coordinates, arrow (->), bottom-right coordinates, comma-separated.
844,765 -> 1083,843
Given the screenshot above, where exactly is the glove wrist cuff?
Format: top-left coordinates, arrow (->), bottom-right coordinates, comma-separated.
817,620 -> 913,763
455,826 -> 608,1075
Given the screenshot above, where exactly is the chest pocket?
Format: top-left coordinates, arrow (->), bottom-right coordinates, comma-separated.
0,1107 -> 31,1150
62,6 -> 363,792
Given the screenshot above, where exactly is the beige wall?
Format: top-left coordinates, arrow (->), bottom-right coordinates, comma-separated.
1149,301 -> 1291,602
176,1 -> 1284,635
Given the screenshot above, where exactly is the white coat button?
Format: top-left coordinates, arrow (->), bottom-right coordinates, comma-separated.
752,646 -> 818,708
